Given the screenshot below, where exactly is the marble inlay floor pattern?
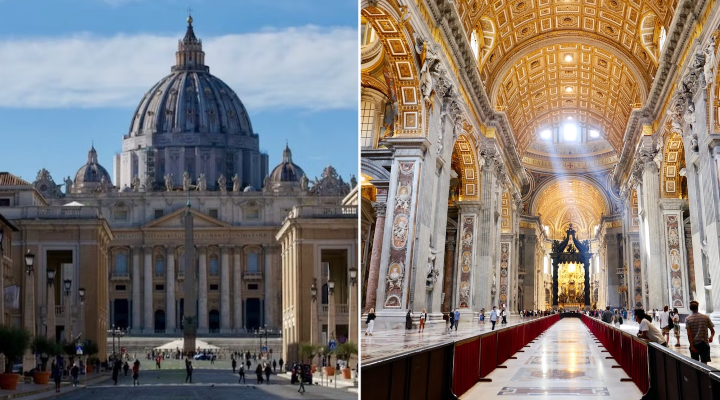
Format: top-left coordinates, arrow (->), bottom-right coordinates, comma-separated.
362,315 -> 545,365
461,319 -> 642,399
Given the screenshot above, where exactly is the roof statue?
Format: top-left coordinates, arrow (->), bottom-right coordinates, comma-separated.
309,166 -> 351,197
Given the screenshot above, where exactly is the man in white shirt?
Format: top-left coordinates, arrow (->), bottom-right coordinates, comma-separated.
635,309 -> 667,346
659,305 -> 671,344
490,306 -> 498,331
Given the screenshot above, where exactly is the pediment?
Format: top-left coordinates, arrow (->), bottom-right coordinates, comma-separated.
142,207 -> 230,229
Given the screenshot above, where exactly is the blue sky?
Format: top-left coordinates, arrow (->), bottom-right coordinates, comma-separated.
0,0 -> 358,185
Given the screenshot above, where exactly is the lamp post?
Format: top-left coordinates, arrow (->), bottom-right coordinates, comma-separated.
46,269 -> 56,340
327,280 -> 335,342
78,287 -> 85,342
310,280 -> 318,345
64,278 -> 72,344
23,250 -> 35,372
348,267 -> 357,343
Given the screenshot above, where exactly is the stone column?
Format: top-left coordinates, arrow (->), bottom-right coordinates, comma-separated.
364,202 -> 386,312
521,234 -> 537,310
220,245 -> 231,333
605,233 -> 620,307
166,246 -> 176,332
310,289 -> 318,344
47,280 -> 55,340
263,245 -> 271,327
233,249 -> 242,331
659,201 -> 691,313
23,265 -> 36,371
476,151 -> 500,311
132,247 -> 141,331
455,202 -> 481,319
638,142 -> 666,309
198,247 -> 208,333
328,283 -> 336,340
143,246 -> 153,333
441,235 -> 456,312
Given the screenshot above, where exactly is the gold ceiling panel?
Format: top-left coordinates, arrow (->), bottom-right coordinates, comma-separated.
535,179 -> 606,239
495,43 -> 641,155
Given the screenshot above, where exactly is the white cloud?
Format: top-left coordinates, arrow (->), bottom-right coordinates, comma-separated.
0,25 -> 358,111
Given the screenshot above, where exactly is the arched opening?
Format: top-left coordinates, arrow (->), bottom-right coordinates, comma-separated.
113,299 -> 129,329
154,310 -> 166,333
246,298 -> 261,330
209,310 -> 220,332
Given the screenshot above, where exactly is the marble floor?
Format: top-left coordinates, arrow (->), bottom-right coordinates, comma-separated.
362,315 -> 542,364
461,318 -> 642,399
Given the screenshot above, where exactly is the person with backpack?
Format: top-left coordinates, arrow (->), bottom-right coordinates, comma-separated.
238,364 -> 246,384
70,363 -> 80,387
132,359 -> 140,386
232,357 -> 237,373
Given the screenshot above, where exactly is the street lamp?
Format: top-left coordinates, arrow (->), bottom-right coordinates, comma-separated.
328,281 -> 335,295
47,269 -> 56,285
311,281 -> 318,301
46,269 -> 56,339
63,279 -> 72,297
25,250 -> 35,275
78,288 -> 85,304
63,279 -> 72,343
349,267 -> 357,286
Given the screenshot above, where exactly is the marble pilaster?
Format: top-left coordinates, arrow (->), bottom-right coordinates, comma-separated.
456,201 -> 481,317
166,246 -> 176,331
198,247 -> 208,333
638,142 -> 666,309
132,247 -> 141,330
441,234 -> 456,312
143,246 -> 153,333
364,202 -> 386,312
233,249 -> 242,330
220,245 -> 231,332
476,152 -> 500,311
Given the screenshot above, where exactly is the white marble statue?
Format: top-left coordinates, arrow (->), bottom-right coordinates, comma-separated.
64,176 -> 73,195
196,173 -> 207,191
218,174 -> 227,193
705,40 -> 716,87
164,174 -> 173,192
232,174 -> 240,192
182,171 -> 191,191
131,175 -> 141,192
301,174 -> 309,191
426,245 -> 440,289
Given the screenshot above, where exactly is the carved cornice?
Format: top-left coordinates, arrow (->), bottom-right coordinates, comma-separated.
613,0 -> 708,189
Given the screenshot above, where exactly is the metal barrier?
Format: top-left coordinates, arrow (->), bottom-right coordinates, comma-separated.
648,340 -> 717,400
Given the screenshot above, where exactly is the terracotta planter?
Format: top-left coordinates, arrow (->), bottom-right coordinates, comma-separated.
0,373 -> 21,390
341,367 -> 352,379
322,366 -> 335,376
33,371 -> 51,385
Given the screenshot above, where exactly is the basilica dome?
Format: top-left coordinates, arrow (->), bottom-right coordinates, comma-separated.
115,16 -> 268,191
74,146 -> 113,193
269,144 -> 305,183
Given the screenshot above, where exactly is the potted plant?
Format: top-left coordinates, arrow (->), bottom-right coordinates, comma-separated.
335,342 -> 358,379
320,346 -> 335,377
82,341 -> 99,373
31,336 -> 62,384
0,325 -> 32,390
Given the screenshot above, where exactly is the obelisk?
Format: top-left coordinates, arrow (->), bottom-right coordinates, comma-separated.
183,202 -> 197,355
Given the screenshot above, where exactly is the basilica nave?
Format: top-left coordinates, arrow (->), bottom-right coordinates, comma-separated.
360,0 -> 720,397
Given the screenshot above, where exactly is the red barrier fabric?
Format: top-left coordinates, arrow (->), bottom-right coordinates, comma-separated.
497,329 -> 510,365
509,326 -> 518,356
612,329 -> 622,361
632,338 -> 649,394
621,333 -> 632,379
453,338 -> 480,397
479,333 -> 498,378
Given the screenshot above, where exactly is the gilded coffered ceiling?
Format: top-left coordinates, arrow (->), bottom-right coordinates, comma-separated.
535,179 -> 607,239
451,0 -> 677,168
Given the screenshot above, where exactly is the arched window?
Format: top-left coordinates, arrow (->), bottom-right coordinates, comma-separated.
247,253 -> 259,274
360,101 -> 377,148
209,255 -> 219,276
470,30 -> 480,60
361,22 -> 376,47
155,255 -> 165,277
115,253 -> 128,275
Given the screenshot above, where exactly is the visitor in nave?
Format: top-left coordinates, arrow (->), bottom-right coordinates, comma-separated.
686,301 -> 715,364
635,309 -> 667,346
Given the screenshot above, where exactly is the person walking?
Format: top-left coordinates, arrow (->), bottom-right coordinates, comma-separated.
112,358 -> 120,385
273,359 -> 277,372
365,308 -> 376,336
418,309 -> 427,333
123,361 -> 129,376
635,309 -> 667,346
490,306 -> 498,331
672,308 -> 681,347
246,358 -> 251,370
297,368 -> 306,395
447,311 -> 454,332
602,306 -> 613,324
185,359 -> 193,383
279,358 -> 284,372
686,300 -> 715,364
479,308 -> 485,324
232,357 -> 237,373
132,360 -> 140,386
454,308 -> 461,331
264,362 -> 272,384
238,365 -> 246,384
501,308 -> 507,325
52,361 -> 62,393
70,363 -> 80,387
156,355 -> 161,369
405,309 -> 413,332
659,305 -> 671,344
255,363 -> 264,384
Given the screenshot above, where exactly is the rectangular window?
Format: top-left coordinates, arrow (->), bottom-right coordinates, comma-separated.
0,199 -> 10,207
154,209 -> 164,219
210,284 -> 219,291
208,209 -> 218,219
245,208 -> 259,220
360,101 -> 376,148
113,209 -> 128,221
248,283 -> 259,290
115,254 -> 128,275
246,253 -> 259,274
115,285 -> 126,291
209,257 -> 219,276
155,284 -> 164,291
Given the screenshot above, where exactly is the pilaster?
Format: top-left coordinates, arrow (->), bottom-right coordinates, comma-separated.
143,246 -> 153,334
198,246 -> 208,333
166,246 -> 176,332
455,201 -> 481,318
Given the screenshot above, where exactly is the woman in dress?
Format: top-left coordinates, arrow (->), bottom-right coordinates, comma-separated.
365,308 -> 376,336
405,310 -> 413,331
672,308 -> 681,347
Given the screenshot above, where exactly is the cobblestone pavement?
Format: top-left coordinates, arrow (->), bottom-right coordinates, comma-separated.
44,369 -> 355,399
